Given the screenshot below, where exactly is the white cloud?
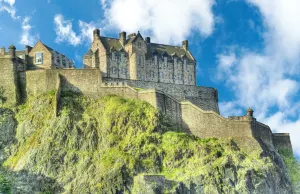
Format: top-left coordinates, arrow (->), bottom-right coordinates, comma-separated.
219,101 -> 243,117
216,0 -> 300,158
100,0 -> 215,44
54,14 -> 81,46
19,17 -> 37,46
79,20 -> 96,43
0,0 -> 17,19
54,14 -> 97,46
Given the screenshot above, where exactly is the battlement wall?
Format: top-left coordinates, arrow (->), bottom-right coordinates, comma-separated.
0,63 -> 276,148
103,78 -> 219,113
272,133 -> 293,153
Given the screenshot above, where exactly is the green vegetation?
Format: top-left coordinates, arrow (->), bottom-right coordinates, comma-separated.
0,170 -> 11,194
0,92 -> 291,193
279,149 -> 300,192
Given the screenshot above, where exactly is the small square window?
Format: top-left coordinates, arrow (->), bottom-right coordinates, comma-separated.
35,52 -> 43,64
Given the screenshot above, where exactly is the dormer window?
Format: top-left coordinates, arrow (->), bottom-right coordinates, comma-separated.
35,52 -> 43,64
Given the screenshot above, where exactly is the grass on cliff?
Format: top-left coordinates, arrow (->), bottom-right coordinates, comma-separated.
279,149 -> 300,191
2,91 -> 277,193
0,170 -> 11,194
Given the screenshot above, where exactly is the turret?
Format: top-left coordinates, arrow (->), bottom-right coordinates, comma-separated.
0,46 -> 5,55
93,29 -> 100,40
246,107 -> 254,118
8,45 -> 16,58
119,31 -> 126,47
182,40 -> 188,51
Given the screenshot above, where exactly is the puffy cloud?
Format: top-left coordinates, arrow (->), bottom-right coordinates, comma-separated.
79,21 -> 97,43
19,17 -> 38,46
100,0 -> 215,44
216,0 -> 300,158
0,0 -> 17,19
54,14 -> 97,46
54,14 -> 81,46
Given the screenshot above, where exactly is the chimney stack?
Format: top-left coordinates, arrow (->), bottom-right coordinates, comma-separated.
25,45 -> 32,55
93,29 -> 100,40
145,37 -> 151,44
0,46 -> 5,55
8,45 -> 16,58
119,31 -> 126,47
182,40 -> 188,51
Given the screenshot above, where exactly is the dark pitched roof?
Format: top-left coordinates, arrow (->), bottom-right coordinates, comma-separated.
99,35 -> 195,62
147,43 -> 195,61
100,37 -> 123,51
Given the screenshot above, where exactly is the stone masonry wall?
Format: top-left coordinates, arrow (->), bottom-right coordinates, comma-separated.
24,69 -> 102,97
0,57 -> 20,105
103,77 -> 219,113
1,67 -> 275,147
273,133 -> 293,153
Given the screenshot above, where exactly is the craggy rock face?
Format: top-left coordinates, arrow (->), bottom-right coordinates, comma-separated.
0,93 -> 298,194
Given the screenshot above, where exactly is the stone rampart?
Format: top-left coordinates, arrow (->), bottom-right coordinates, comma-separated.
0,65 -> 277,149
103,77 -> 219,113
272,133 -> 293,153
24,69 -> 102,97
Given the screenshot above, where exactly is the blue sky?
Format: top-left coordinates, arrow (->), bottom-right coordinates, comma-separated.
0,0 -> 299,160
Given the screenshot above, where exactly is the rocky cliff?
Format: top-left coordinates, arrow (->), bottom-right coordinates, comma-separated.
0,91 -> 299,194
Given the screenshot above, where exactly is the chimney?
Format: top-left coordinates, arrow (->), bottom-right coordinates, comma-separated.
119,31 -> 126,47
0,46 -> 5,55
8,45 -> 16,58
145,37 -> 151,44
93,29 -> 100,40
25,45 -> 32,55
182,40 -> 188,51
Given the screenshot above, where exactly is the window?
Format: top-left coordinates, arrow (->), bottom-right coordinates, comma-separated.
159,72 -> 164,79
138,42 -> 142,48
35,52 -> 43,64
150,71 -> 154,78
188,75 -> 193,82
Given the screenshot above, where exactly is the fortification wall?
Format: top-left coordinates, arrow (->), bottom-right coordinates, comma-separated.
0,66 -> 276,147
252,122 -> 274,147
0,57 -> 20,104
272,133 -> 293,153
103,77 -> 219,113
24,69 -> 102,97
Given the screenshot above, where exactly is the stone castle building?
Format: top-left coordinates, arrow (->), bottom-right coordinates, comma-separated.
84,29 -> 196,86
0,40 -> 74,70
0,30 -> 294,156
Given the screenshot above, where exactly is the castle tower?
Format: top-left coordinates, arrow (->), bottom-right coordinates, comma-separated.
0,45 -> 20,105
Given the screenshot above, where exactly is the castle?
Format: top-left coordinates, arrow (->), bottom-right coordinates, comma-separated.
0,29 -> 293,154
